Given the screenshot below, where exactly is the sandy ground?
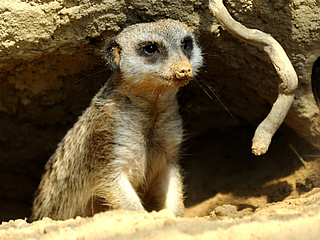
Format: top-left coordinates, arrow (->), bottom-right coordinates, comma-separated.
1,188 -> 320,240
2,126 -> 320,239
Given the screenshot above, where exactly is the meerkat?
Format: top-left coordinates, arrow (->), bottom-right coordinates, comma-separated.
31,19 -> 203,221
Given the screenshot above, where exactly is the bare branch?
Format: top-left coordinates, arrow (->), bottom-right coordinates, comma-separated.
209,0 -> 298,155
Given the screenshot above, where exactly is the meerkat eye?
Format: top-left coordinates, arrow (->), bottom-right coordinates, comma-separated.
181,36 -> 193,52
143,42 -> 159,55
137,41 -> 167,64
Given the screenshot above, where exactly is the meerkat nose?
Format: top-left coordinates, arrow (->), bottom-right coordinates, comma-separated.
174,61 -> 193,80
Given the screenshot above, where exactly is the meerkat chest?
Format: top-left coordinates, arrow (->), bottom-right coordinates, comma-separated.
113,100 -> 183,183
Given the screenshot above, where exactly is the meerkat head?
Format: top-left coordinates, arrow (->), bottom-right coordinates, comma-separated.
103,19 -> 203,89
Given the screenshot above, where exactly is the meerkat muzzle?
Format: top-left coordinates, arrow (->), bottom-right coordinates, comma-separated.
173,61 -> 193,85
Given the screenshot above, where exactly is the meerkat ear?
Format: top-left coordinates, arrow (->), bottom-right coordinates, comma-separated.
103,36 -> 122,71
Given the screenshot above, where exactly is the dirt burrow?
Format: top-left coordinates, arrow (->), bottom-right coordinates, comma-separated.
1,1 -> 320,238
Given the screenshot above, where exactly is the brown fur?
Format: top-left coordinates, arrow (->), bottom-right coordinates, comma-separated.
31,19 -> 203,220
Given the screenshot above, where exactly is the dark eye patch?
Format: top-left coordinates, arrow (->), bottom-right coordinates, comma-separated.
181,36 -> 193,59
143,42 -> 158,55
137,41 -> 168,64
138,41 -> 159,56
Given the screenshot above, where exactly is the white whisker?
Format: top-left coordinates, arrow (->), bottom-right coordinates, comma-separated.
75,68 -> 108,84
195,77 -> 237,123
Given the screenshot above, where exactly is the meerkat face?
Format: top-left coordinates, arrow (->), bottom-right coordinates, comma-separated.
103,19 -> 203,89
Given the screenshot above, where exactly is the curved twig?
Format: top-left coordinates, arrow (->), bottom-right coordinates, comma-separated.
209,0 -> 298,155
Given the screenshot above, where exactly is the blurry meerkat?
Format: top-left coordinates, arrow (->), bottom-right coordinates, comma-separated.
31,19 -> 203,220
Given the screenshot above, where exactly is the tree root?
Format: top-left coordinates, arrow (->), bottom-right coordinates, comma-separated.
209,0 -> 298,155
